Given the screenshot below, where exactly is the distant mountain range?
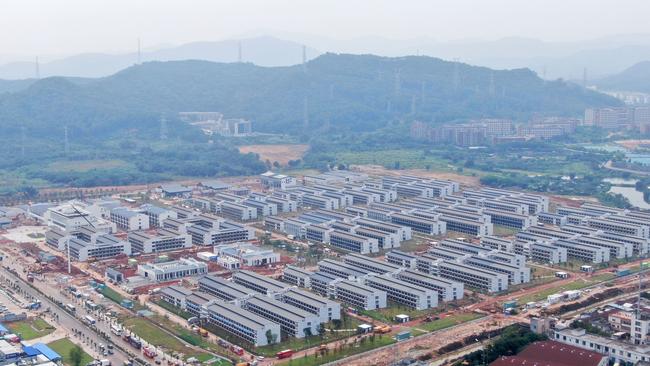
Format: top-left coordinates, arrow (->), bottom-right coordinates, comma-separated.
2,33 -> 650,81
261,32 -> 650,80
0,53 -> 618,140
0,36 -> 320,79
595,60 -> 650,93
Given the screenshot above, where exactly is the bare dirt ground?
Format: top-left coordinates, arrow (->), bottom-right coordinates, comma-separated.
353,165 -> 481,187
238,144 -> 310,166
614,139 -> 650,150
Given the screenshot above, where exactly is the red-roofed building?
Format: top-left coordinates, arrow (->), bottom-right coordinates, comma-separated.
490,341 -> 607,366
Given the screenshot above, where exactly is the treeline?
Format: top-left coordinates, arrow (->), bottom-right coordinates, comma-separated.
454,326 -> 546,366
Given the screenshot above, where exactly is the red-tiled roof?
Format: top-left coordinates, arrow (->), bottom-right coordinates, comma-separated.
490,341 -> 605,366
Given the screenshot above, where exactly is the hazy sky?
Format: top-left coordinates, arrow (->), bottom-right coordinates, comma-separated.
2,0 -> 650,58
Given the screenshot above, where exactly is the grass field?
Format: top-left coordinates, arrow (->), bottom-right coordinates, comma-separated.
256,316 -> 362,357
280,335 -> 396,366
418,312 -> 484,332
7,317 -> 55,340
238,144 -> 309,166
516,273 -> 617,304
361,304 -> 438,324
153,299 -> 193,320
149,314 -> 234,364
46,159 -> 129,172
334,149 -> 452,171
121,317 -> 208,360
47,338 -> 94,366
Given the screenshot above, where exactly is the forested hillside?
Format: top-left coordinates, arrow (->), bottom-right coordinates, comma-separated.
0,53 -> 618,139
0,53 -> 619,194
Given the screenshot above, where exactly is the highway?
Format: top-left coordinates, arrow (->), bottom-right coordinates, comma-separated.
0,266 -> 131,366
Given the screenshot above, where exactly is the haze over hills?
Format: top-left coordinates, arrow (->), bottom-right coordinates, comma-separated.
2,33 -> 650,81
0,53 -> 618,140
0,36 -> 320,79
595,60 -> 650,93
238,32 -> 650,79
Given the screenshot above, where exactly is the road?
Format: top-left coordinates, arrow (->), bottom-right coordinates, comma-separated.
0,266 -> 129,366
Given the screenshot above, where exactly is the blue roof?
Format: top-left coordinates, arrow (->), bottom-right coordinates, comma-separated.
23,345 -> 39,357
0,323 -> 7,333
32,343 -> 61,361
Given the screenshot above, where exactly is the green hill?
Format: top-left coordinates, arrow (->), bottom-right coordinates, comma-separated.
0,53 -> 618,138
0,53 -> 620,195
596,60 -> 650,93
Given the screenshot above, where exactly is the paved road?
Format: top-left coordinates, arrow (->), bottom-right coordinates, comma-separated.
0,266 -> 129,366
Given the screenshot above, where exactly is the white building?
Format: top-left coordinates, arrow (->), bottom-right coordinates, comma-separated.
137,258 -> 208,282
140,204 -> 178,228
242,295 -> 320,339
214,243 -> 280,267
46,202 -> 116,233
127,229 -> 192,254
260,172 -> 297,190
206,301 -> 280,346
110,207 -> 150,231
554,328 -> 650,365
279,288 -> 341,322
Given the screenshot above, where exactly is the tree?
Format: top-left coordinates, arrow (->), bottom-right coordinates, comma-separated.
265,329 -> 277,345
304,327 -> 313,337
273,161 -> 280,168
69,345 -> 83,366
332,319 -> 342,329
317,323 -> 326,339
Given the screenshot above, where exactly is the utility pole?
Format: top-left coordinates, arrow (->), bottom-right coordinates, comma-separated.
35,56 -> 40,79
489,71 -> 496,97
394,69 -> 401,96
411,95 -> 416,115
302,45 -> 307,73
64,126 -> 69,155
453,58 -> 460,91
137,38 -> 142,64
238,41 -> 242,63
420,80 -> 425,104
20,125 -> 26,158
160,115 -> 168,140
303,96 -> 309,131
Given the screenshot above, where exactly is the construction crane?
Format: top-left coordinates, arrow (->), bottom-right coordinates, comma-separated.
66,203 -> 96,274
